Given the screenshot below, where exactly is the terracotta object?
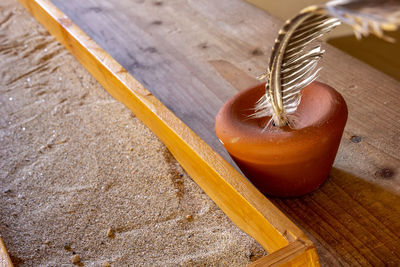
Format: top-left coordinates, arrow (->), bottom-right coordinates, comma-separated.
215,81 -> 348,197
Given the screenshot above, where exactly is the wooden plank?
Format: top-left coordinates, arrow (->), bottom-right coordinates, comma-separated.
49,0 -> 400,189
17,2 -> 313,265
328,30 -> 400,82
271,168 -> 400,266
21,0 -> 400,265
50,0 -> 279,165
0,238 -> 13,267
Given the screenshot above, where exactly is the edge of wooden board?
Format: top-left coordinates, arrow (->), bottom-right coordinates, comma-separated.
0,238 -> 13,267
18,0 -> 319,265
249,240 -> 319,267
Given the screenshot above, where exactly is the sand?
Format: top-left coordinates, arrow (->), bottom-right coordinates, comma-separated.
0,0 -> 265,266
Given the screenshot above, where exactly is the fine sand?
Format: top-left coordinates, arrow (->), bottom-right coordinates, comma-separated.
0,0 -> 265,266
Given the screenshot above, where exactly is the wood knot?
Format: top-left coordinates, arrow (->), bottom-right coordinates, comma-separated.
151,20 -> 163,25
86,7 -> 102,13
199,42 -> 208,49
143,47 -> 158,53
251,48 -> 263,56
375,168 -> 395,179
350,135 -> 362,143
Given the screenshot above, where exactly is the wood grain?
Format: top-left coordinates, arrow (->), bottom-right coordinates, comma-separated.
0,238 -> 13,267
17,1 -> 318,266
249,240 -> 319,267
24,0 -> 400,265
51,0 -> 279,164
328,30 -> 400,82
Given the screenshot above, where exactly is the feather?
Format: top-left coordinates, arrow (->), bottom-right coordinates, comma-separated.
254,0 -> 400,128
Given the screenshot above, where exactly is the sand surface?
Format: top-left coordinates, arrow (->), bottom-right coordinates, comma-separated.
0,0 -> 265,266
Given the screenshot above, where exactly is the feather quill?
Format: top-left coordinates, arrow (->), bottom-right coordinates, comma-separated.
254,0 -> 400,128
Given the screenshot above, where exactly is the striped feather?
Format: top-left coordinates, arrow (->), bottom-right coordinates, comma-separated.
254,0 -> 400,128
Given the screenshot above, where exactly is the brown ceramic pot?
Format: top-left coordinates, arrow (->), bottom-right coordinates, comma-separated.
215,81 -> 348,197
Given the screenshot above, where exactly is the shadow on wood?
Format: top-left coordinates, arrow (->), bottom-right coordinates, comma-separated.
328,30 -> 400,82
271,167 -> 400,266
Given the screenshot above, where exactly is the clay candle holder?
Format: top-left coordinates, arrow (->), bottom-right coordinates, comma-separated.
215,81 -> 348,197
214,0 -> 398,197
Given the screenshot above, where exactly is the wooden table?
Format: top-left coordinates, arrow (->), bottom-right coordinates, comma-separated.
21,0 -> 400,265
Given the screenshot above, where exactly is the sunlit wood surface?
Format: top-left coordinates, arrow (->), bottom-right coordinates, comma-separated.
329,31 -> 400,82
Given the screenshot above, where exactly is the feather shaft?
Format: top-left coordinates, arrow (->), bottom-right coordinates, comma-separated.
254,0 -> 400,128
